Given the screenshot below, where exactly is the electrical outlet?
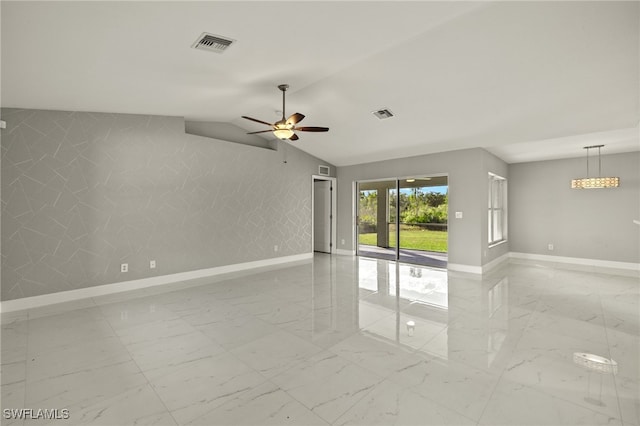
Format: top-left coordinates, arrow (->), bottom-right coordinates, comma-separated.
455,211 -> 463,219
274,245 -> 279,252
548,244 -> 554,251
121,263 -> 128,273
150,260 -> 156,269
341,239 -> 345,245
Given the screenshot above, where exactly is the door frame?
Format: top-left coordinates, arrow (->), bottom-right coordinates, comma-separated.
354,173 -> 449,262
311,175 -> 337,254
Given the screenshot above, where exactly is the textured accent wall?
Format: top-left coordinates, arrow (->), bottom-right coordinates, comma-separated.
1,108 -> 332,301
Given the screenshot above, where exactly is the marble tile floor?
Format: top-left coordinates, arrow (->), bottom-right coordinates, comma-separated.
1,254 -> 638,426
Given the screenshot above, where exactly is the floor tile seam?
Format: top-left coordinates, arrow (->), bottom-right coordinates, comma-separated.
261,378 -> 332,426
501,369 -> 625,420
98,310 -> 181,426
109,315 -> 206,341
75,383 -> 180,426
0,369 -> 27,419
412,325 -> 448,356
25,328 -> 122,354
1,322 -> 29,362
244,300 -> 312,323
189,323 -> 253,361
180,380 -> 288,426
331,351 -> 420,400
25,304 -> 100,325
117,328 -> 223,352
228,297 -> 289,319
393,357 -> 502,423
598,288 -> 626,423
201,315 -> 284,351
397,384 -> 481,426
103,316 -> 195,338
179,304 -> 254,327
24,357 -> 145,395
257,299 -> 327,329
167,307 -> 234,322
226,330 -> 326,382
118,315 -> 242,365
20,315 -> 32,412
527,312 -> 610,331
352,309 -> 398,335
315,377 -> 382,425
473,295 -> 542,424
324,343 -> 409,391
0,362 -> 27,389
267,371 -> 382,425
24,333 -> 136,362
495,376 -> 625,424
25,298 -> 101,322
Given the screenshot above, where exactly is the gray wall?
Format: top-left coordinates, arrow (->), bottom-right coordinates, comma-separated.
508,152 -> 640,263
1,108 -> 333,301
336,148 -> 509,268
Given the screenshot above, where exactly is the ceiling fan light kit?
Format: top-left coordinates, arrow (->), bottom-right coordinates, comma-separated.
242,84 -> 329,141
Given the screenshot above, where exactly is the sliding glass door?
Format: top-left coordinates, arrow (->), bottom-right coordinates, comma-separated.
357,176 -> 448,268
357,180 -> 397,261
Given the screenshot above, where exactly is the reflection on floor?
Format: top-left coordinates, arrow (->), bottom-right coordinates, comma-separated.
358,244 -> 448,268
1,254 -> 638,425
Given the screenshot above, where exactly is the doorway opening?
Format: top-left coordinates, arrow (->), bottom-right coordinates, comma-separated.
356,176 -> 448,268
312,176 -> 337,254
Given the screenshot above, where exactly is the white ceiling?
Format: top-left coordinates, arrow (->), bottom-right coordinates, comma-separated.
2,1 -> 638,166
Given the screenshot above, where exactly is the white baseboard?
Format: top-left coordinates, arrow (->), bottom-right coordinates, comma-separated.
509,252 -> 640,272
336,249 -> 356,256
5,250 -> 634,313
447,263 -> 483,274
0,253 -> 313,313
449,251 -> 637,275
482,253 -> 510,274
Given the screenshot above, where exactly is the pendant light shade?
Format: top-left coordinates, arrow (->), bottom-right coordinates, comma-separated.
571,145 -> 620,189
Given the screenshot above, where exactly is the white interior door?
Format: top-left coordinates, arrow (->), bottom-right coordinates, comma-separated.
314,180 -> 332,253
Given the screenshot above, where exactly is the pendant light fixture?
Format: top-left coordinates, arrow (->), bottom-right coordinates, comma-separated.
571,145 -> 620,189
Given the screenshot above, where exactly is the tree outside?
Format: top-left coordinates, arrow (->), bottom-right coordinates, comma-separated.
358,186 -> 448,252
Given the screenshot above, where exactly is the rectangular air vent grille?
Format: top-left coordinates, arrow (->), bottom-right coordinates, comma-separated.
192,33 -> 235,53
372,108 -> 394,120
319,165 -> 330,176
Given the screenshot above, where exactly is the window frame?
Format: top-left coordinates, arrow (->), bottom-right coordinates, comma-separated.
488,173 -> 507,246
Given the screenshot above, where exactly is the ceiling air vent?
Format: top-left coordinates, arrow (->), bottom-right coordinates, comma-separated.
192,32 -> 235,53
372,108 -> 394,120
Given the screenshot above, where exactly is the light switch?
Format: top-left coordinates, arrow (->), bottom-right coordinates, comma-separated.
455,211 -> 463,219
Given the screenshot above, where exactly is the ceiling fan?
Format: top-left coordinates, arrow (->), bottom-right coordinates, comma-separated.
241,84 -> 329,141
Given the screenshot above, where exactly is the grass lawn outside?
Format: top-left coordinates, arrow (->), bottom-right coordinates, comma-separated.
359,225 -> 448,253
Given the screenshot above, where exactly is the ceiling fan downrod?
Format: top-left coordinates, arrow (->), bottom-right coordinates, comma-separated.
278,84 -> 289,121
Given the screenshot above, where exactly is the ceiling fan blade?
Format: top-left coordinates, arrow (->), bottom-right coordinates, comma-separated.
241,116 -> 274,127
246,130 -> 274,135
294,126 -> 329,132
286,113 -> 305,126
289,133 -> 299,141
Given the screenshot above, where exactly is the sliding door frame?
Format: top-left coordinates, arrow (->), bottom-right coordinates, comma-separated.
355,173 -> 449,263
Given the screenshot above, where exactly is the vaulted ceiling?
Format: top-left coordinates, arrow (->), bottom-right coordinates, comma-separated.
2,1 -> 638,166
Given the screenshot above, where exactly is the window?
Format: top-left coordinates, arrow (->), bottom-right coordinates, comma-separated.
488,173 -> 507,245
